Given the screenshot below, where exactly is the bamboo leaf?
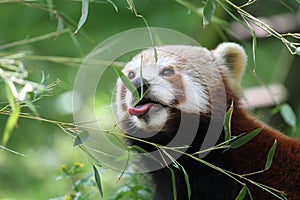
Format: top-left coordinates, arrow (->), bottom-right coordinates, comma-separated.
224,102 -> 233,142
265,139 -> 277,170
170,168 -> 177,200
182,167 -> 191,200
203,0 -> 216,26
92,165 -> 103,198
140,55 -> 144,97
230,128 -> 262,149
280,103 -> 296,130
74,0 -> 89,34
2,103 -> 20,146
113,66 -> 140,100
235,185 -> 247,200
2,84 -> 20,146
247,187 -> 254,200
73,130 -> 89,147
130,145 -> 148,153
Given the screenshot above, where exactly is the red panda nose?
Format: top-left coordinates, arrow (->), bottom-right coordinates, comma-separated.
131,78 -> 150,97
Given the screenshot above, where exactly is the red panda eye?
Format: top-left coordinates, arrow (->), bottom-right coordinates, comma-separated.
128,71 -> 135,79
161,67 -> 175,77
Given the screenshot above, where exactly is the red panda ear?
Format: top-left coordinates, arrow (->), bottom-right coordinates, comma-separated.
212,42 -> 247,92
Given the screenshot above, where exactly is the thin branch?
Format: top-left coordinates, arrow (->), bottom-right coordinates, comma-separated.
0,29 -> 69,50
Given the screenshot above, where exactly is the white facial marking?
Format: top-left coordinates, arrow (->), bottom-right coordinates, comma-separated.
157,57 -> 177,67
115,80 -> 126,120
149,108 -> 168,129
132,107 -> 168,131
177,74 -> 209,113
150,78 -> 174,104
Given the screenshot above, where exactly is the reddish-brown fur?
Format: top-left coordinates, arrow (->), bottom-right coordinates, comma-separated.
228,108 -> 300,199
221,79 -> 300,199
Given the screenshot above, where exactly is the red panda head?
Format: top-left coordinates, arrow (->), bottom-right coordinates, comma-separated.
115,43 -> 247,134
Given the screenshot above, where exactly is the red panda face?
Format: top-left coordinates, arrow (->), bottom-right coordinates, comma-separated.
116,46 -> 214,132
115,44 -> 247,133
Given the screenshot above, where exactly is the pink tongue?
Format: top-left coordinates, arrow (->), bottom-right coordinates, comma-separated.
128,103 -> 153,117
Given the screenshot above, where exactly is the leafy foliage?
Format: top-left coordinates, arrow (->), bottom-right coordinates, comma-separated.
0,57 -> 57,146
52,162 -> 97,200
108,173 -> 152,200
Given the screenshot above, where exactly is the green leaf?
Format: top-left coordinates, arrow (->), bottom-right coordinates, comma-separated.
265,139 -> 277,170
130,145 -> 147,153
153,46 -> 158,63
74,0 -> 89,34
203,0 -> 216,26
230,128 -> 262,149
224,102 -> 233,142
73,130 -> 89,147
235,185 -> 247,200
181,167 -> 191,200
170,168 -> 177,200
139,55 -> 144,97
247,187 -> 254,200
93,165 -> 103,198
2,103 -> 20,146
280,103 -> 296,130
2,83 -> 20,146
113,66 -> 140,100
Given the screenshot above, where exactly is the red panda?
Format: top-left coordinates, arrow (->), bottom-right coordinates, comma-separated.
115,43 -> 300,200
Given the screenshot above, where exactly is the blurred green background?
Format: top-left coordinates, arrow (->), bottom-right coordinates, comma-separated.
0,0 -> 299,199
